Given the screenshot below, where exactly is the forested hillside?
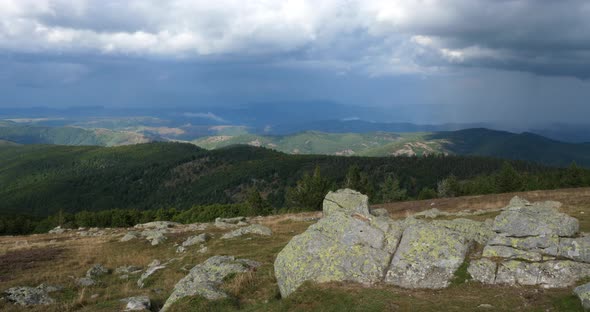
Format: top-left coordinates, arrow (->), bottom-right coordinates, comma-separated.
1,142 -> 588,220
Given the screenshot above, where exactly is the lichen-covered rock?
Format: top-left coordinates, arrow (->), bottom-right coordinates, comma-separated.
468,258 -> 497,284
574,282 -> 590,311
559,236 -> 590,263
182,233 -> 211,247
482,245 -> 543,262
86,264 -> 109,278
120,231 -> 140,242
488,234 -> 560,255
215,217 -> 247,229
3,284 -> 60,306
141,229 -> 167,246
48,226 -> 66,234
385,223 -> 470,289
322,188 -> 370,217
137,260 -> 166,288
161,256 -> 260,311
221,224 -> 272,239
432,218 -> 495,245
274,212 -> 401,297
495,260 -> 590,288
120,296 -> 151,311
493,202 -> 579,237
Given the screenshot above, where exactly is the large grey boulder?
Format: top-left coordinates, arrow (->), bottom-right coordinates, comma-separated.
161,256 -> 260,311
76,277 -> 96,287
141,229 -> 167,246
574,282 -> 590,311
120,231 -> 140,242
495,260 -> 590,288
559,236 -> 590,263
221,224 -> 272,239
120,296 -> 151,311
488,234 -> 560,256
322,189 -> 370,217
181,233 -> 211,247
3,284 -> 60,306
385,222 -> 470,289
493,200 -> 579,237
275,212 -> 402,297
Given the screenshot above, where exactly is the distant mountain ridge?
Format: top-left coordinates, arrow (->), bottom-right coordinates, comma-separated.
195,128 -> 590,167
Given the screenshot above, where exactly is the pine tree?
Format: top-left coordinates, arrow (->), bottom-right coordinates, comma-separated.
496,162 -> 522,193
286,166 -> 332,211
380,176 -> 407,202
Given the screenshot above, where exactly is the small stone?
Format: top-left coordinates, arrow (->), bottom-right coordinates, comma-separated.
181,233 -> 211,247
86,264 -> 109,278
90,294 -> 99,299
120,231 -> 139,242
478,304 -> 494,309
3,285 -> 59,306
574,282 -> 590,311
370,208 -> 389,217
121,296 -> 151,311
137,260 -> 166,288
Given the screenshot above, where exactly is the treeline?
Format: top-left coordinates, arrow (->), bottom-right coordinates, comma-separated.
2,161 -> 589,235
0,189 -> 273,235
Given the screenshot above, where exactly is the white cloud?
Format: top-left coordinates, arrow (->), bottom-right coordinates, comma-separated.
183,112 -> 227,123
1,0 -> 589,77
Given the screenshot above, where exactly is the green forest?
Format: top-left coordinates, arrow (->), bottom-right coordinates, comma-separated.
1,142 -> 589,235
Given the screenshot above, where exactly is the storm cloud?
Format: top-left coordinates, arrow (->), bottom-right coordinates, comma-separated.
1,0 -> 590,78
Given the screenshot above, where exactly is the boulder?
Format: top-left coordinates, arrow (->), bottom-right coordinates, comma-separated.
76,277 -> 96,287
385,223 -> 470,289
221,224 -> 272,239
488,234 -> 560,255
86,264 -> 109,278
181,233 -> 211,247
160,256 -> 260,311
120,296 -> 151,311
134,221 -> 180,229
215,217 -> 247,229
137,260 -> 166,288
275,211 -> 402,297
468,258 -> 497,284
120,231 -> 140,242
495,260 -> 590,288
574,282 -> 590,311
3,285 -> 60,306
141,229 -> 167,246
322,189 -> 370,217
493,200 -> 579,237
482,245 -> 543,262
559,236 -> 590,263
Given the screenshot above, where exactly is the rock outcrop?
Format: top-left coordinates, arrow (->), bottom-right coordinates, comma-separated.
468,199 -> 590,288
161,256 -> 260,311
275,191 -> 590,297
221,224 -> 272,239
322,188 -> 369,217
137,260 -> 166,288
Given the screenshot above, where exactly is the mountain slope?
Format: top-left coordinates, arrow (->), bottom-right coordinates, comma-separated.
0,142 -> 557,217
0,124 -> 155,146
194,128 -> 590,167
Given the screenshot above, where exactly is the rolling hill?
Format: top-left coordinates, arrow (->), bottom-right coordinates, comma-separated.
194,128 -> 590,167
0,142 -> 565,217
0,123 -> 156,146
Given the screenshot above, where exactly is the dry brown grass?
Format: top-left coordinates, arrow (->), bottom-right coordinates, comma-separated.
1,188 -> 589,311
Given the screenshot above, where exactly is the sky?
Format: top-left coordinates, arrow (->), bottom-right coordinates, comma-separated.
1,0 -> 590,124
